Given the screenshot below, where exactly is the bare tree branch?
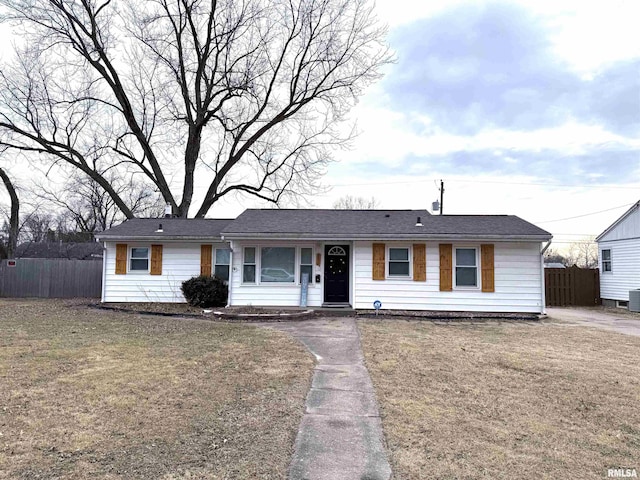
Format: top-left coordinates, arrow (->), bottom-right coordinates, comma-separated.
0,0 -> 392,217
0,167 -> 19,258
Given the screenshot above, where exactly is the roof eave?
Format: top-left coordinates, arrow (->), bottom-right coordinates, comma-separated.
222,233 -> 552,242
96,235 -> 226,242
595,201 -> 640,242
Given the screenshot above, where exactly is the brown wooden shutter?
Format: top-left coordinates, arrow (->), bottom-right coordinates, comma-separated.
372,243 -> 385,280
439,244 -> 452,291
150,244 -> 163,275
201,244 -> 212,276
481,244 -> 495,292
115,243 -> 127,275
413,244 -> 426,281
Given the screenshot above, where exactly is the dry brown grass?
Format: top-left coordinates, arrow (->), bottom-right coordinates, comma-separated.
359,319 -> 640,480
0,299 -> 313,479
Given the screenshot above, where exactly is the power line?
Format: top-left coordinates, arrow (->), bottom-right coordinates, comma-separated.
535,202 -> 635,224
329,178 -> 640,190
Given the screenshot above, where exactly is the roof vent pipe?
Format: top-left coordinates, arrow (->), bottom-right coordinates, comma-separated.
156,223 -> 163,233
164,203 -> 172,218
415,216 -> 423,227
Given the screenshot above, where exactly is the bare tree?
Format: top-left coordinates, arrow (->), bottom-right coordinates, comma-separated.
0,167 -> 19,258
39,173 -> 165,238
0,0 -> 392,218
333,195 -> 379,209
565,238 -> 598,269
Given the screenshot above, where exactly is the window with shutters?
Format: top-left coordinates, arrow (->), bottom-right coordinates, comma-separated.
455,247 -> 478,287
215,248 -> 231,281
388,247 -> 411,277
130,247 -> 149,272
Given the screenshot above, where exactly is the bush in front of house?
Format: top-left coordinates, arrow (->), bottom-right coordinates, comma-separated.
181,275 -> 228,308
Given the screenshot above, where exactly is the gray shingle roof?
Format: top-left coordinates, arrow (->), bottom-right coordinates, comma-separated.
96,218 -> 233,240
221,209 -> 552,240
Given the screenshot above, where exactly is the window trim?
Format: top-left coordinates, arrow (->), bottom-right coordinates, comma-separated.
601,249 -> 612,273
386,245 -> 412,279
241,245 -> 315,286
128,246 -> 150,273
260,246 -> 297,284
242,247 -> 257,284
214,247 -> 231,282
454,246 -> 479,289
300,247 -> 314,284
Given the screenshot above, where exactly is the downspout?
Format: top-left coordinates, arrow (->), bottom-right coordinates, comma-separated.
224,236 -> 232,307
540,239 -> 552,314
100,240 -> 108,303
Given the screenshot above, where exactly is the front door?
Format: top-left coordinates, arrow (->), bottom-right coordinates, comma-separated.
323,244 -> 350,304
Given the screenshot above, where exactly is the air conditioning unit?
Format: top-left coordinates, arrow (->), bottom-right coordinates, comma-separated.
629,290 -> 640,312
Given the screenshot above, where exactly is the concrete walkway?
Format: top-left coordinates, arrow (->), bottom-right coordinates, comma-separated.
266,317 -> 392,480
547,307 -> 640,336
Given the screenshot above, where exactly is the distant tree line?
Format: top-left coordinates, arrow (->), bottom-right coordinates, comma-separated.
544,240 -> 599,269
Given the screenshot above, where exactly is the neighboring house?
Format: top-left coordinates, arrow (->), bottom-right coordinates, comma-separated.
96,219 -> 232,303
544,262 -> 566,269
96,209 -> 552,313
15,242 -> 103,260
595,200 -> 640,307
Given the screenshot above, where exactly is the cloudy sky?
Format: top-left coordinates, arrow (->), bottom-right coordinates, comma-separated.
309,0 -> 640,251
1,0 -> 638,251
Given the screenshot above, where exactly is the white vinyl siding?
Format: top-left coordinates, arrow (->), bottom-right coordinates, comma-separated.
230,240 -> 322,307
598,238 -> 640,302
353,241 -> 544,313
103,241 -> 229,303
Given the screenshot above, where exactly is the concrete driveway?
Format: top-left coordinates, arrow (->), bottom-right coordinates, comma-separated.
546,307 -> 640,336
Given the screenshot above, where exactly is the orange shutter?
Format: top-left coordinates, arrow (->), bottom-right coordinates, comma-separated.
481,244 -> 495,292
372,243 -> 385,280
201,245 -> 212,276
150,244 -> 163,275
439,244 -> 452,291
413,244 -> 426,281
115,243 -> 127,274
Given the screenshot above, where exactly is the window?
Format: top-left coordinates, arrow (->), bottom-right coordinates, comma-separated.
300,248 -> 313,283
388,247 -> 410,276
602,249 -> 612,272
215,248 -> 231,281
455,248 -> 477,287
261,247 -> 295,283
130,247 -> 149,271
243,247 -> 256,283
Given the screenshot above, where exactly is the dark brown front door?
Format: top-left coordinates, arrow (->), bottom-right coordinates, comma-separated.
324,245 -> 350,303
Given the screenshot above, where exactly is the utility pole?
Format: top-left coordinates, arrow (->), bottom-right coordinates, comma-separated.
440,179 -> 444,215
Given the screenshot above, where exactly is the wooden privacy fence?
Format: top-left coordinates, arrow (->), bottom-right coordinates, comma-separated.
0,259 -> 102,298
545,266 -> 600,307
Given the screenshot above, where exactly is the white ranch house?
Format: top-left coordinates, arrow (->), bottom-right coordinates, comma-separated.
96,209 -> 552,313
596,201 -> 640,308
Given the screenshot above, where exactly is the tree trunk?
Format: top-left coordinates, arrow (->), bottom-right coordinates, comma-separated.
0,168 -> 19,259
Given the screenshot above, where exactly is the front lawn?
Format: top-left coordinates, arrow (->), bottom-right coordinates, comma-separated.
0,299 -> 313,479
359,319 -> 640,479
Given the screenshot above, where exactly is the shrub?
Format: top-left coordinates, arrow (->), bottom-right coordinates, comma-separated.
181,275 -> 228,308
